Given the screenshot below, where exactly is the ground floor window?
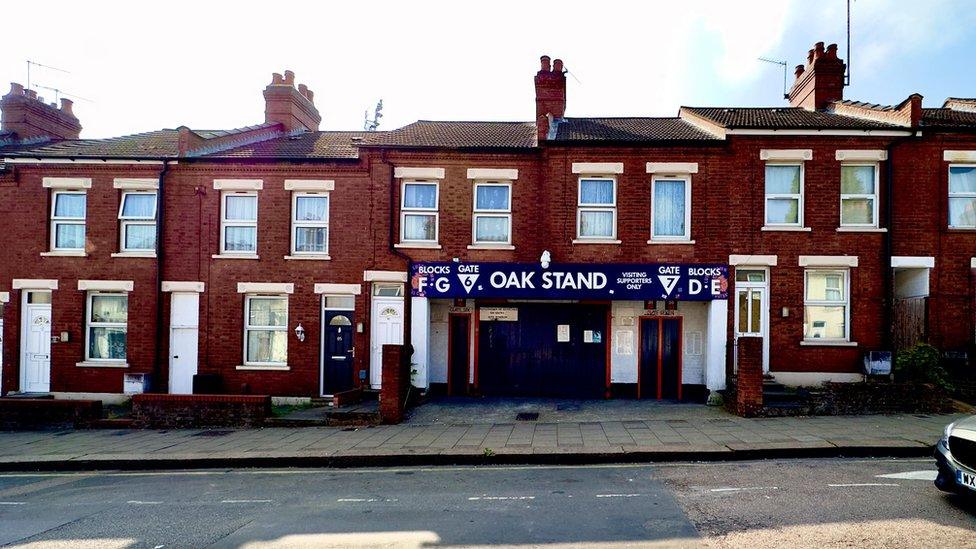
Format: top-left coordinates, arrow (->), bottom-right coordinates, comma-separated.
803,270 -> 848,341
86,292 -> 128,361
244,295 -> 288,366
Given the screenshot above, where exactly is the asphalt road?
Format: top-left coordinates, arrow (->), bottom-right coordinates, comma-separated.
0,458 -> 972,548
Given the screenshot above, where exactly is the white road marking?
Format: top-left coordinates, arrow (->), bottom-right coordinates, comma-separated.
468,496 -> 536,501
337,498 -> 398,503
595,493 -> 643,498
0,502 -> 26,505
876,470 -> 938,481
127,500 -> 162,505
827,483 -> 900,487
221,499 -> 272,503
709,486 -> 778,493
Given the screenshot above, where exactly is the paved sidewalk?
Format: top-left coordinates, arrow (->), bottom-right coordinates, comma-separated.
0,403 -> 961,470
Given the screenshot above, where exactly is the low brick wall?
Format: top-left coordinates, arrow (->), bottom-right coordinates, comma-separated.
735,337 -> 764,417
379,344 -> 409,424
811,382 -> 953,415
0,399 -> 102,430
131,394 -> 271,429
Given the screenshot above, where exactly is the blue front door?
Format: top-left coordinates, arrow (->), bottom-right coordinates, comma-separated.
322,311 -> 355,395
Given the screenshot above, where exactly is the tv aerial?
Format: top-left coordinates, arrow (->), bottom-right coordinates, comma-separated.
364,99 -> 383,131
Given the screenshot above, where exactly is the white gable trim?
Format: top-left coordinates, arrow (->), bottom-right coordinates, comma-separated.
12,279 -> 58,290
729,254 -> 778,267
237,282 -> 294,294
798,255 -> 859,268
835,150 -> 888,161
113,178 -> 159,190
284,179 -> 335,191
572,162 -> 624,174
161,281 -> 206,293
466,168 -> 519,180
213,179 -> 264,191
314,283 -> 362,295
646,162 -> 698,174
760,149 -> 813,161
42,177 -> 91,189
78,280 -> 134,292
394,167 -> 445,179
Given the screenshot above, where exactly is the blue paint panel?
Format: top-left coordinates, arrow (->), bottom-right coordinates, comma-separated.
412,262 -> 728,301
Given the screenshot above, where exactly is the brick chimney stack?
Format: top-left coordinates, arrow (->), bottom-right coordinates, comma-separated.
535,55 -> 567,141
787,42 -> 846,111
263,70 -> 322,131
0,82 -> 82,140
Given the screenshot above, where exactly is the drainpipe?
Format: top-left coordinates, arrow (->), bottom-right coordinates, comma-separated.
152,160 -> 170,391
883,132 -> 917,352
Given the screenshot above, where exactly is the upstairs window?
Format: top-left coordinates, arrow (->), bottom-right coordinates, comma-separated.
118,191 -> 157,252
220,192 -> 258,254
86,292 -> 128,362
651,176 -> 691,241
51,191 -> 86,251
577,177 -> 616,239
949,166 -> 976,228
472,182 -> 512,244
244,295 -> 288,366
803,270 -> 849,341
764,164 -> 803,227
401,181 -> 439,243
840,165 -> 878,227
291,192 -> 329,255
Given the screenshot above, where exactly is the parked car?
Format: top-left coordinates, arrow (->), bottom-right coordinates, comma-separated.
935,416 -> 976,495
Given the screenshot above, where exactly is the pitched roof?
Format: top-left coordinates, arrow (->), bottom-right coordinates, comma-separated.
682,107 -> 903,130
362,120 -> 537,149
922,108 -> 976,128
0,129 -> 181,158
204,131 -> 375,159
552,117 -> 719,142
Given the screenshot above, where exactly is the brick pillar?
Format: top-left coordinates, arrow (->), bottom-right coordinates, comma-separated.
735,337 -> 764,417
379,344 -> 408,424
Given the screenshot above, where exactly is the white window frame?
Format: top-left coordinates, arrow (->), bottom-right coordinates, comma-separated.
220,191 -> 258,255
290,191 -> 330,256
650,175 -> 692,241
948,164 -> 976,229
400,180 -> 439,244
118,191 -> 158,252
471,180 -> 512,245
50,190 -> 86,251
803,269 -> 850,342
84,291 -> 128,363
764,163 -> 804,228
243,294 -> 289,368
839,163 -> 879,228
576,176 -> 617,240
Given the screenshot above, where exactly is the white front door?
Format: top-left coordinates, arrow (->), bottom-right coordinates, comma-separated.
734,268 -> 770,373
168,292 -> 199,394
370,296 -> 404,389
21,292 -> 52,393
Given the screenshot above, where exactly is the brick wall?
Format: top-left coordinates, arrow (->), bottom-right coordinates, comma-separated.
379,344 -> 408,424
735,337 -> 764,417
130,393 -> 271,428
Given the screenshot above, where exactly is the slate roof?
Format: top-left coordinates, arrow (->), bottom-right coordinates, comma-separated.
362,120 -> 537,149
0,129 -> 181,158
204,131 -> 376,159
683,107 -> 903,130
551,117 -> 719,142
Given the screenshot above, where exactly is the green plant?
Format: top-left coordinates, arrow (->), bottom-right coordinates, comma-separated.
895,343 -> 953,391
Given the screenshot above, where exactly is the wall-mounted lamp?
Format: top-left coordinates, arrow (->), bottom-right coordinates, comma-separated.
294,323 -> 306,342
540,250 -> 551,269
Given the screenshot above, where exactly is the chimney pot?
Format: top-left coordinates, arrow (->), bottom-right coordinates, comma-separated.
794,64 -> 805,78
284,70 -> 295,86
815,41 -> 825,53
540,55 -> 551,72
272,72 -> 284,85
298,83 -> 309,98
552,59 -> 564,73
8,82 -> 24,96
60,98 -> 74,115
807,49 -> 815,64
305,89 -> 314,102
25,89 -> 37,100
826,43 -> 838,57
789,40 -> 846,111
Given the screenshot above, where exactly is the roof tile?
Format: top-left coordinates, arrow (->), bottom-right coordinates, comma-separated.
553,117 -> 718,142
683,107 -> 903,130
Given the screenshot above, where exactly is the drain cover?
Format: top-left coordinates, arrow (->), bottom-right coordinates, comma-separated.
192,430 -> 233,437
516,412 -> 539,421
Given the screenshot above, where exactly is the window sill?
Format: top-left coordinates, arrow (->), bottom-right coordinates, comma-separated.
836,227 -> 886,233
41,250 -> 87,257
212,254 -> 260,260
572,239 -> 622,245
284,255 -> 331,261
467,244 -> 515,250
647,239 -> 696,245
76,361 -> 128,368
235,364 -> 290,371
799,340 -> 858,347
947,227 -> 976,232
394,243 -> 442,249
111,252 -> 157,258
761,226 -> 812,232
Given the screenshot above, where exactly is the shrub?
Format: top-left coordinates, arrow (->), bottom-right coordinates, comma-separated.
894,343 -> 953,391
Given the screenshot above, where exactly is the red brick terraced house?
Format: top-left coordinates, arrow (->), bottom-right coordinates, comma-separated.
1,42 -> 975,403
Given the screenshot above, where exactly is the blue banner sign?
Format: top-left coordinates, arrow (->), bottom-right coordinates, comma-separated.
410,262 -> 729,301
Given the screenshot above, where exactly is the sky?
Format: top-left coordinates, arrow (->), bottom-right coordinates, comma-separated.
3,0 -> 975,139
